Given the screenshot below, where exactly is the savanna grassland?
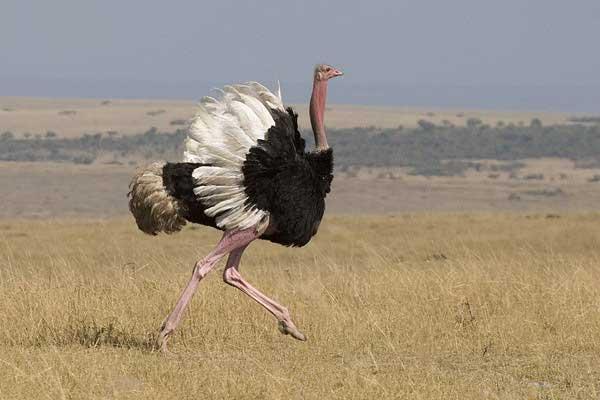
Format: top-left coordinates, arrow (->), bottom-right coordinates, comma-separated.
1,214 -> 600,399
2,98 -> 600,398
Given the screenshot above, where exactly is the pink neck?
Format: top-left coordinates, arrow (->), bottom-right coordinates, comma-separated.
309,78 -> 329,150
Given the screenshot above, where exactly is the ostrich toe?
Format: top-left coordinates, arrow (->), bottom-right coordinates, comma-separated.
278,320 -> 307,341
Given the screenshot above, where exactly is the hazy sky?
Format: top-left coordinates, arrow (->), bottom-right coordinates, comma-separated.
2,0 -> 600,110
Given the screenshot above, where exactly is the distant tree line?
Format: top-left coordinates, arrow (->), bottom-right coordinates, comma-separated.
326,119 -> 600,175
0,128 -> 185,165
2,120 -> 600,176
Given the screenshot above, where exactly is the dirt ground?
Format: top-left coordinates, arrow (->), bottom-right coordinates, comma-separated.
2,159 -> 600,219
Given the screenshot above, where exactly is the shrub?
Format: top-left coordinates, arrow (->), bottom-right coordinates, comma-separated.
588,174 -> 600,183
523,173 -> 544,180
1,131 -> 14,141
568,116 -> 600,124
530,118 -> 543,128
466,118 -> 482,128
524,188 -> 565,197
417,119 -> 436,131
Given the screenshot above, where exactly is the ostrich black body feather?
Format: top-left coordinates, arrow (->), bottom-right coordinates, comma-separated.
162,107 -> 334,247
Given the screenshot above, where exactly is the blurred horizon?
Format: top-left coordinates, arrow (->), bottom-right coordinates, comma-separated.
2,77 -> 600,112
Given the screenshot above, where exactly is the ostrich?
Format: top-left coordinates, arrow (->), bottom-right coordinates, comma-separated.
128,64 -> 343,352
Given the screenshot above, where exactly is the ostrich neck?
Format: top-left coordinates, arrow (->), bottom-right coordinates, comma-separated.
309,78 -> 329,150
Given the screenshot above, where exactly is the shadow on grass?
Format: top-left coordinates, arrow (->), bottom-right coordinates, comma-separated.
59,320 -> 157,351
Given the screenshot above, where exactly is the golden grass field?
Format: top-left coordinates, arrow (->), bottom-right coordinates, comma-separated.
1,214 -> 600,399
0,96 -> 574,137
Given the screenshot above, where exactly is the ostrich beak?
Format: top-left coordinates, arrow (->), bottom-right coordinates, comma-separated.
332,68 -> 344,77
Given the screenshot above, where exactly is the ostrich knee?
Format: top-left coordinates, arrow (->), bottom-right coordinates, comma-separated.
223,267 -> 241,286
193,252 -> 223,280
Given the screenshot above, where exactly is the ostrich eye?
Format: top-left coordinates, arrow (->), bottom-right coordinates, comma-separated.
325,67 -> 331,72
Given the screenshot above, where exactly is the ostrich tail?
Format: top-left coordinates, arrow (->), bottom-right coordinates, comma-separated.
127,161 -> 186,235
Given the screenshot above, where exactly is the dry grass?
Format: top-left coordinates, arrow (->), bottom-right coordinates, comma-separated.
1,214 -> 600,399
0,96 -> 572,137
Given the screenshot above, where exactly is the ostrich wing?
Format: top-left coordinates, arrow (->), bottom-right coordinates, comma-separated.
243,108 -> 334,247
184,82 -> 284,231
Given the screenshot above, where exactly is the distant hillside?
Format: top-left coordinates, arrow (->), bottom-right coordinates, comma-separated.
2,120 -> 600,176
0,96 -> 573,138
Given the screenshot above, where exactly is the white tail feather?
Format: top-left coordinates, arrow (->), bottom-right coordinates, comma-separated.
184,81 -> 283,231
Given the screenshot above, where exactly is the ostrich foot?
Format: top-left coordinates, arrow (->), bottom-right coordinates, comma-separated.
278,320 -> 307,341
156,325 -> 174,354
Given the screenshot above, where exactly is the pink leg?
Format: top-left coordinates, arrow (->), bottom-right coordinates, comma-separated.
223,246 -> 306,341
157,228 -> 259,352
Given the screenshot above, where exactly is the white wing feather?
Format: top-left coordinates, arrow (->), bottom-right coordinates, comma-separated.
183,81 -> 285,231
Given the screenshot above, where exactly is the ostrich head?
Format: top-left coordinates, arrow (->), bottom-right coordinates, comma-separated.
314,64 -> 344,81
310,64 -> 343,151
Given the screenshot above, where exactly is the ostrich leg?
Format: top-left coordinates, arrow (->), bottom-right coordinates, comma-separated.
223,246 -> 306,341
157,227 -> 259,352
